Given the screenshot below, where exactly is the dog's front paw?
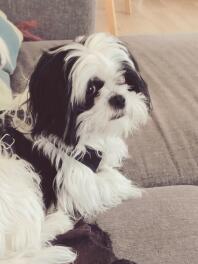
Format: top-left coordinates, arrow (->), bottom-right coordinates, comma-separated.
97,168 -> 142,209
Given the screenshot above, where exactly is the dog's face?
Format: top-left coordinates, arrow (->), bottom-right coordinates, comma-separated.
29,33 -> 151,146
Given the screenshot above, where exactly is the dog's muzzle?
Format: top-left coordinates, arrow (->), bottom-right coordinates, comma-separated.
109,94 -> 125,110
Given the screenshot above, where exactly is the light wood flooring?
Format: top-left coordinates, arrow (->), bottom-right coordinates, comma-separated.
96,0 -> 198,35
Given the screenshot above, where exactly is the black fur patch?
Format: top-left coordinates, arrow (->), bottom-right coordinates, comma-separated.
3,127 -> 102,209
29,48 -> 80,146
5,127 -> 57,209
85,77 -> 104,110
121,61 -> 151,112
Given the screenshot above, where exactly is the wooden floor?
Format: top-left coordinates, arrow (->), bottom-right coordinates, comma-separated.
96,0 -> 198,35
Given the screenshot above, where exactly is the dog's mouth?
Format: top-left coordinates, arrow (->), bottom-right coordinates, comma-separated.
110,112 -> 124,120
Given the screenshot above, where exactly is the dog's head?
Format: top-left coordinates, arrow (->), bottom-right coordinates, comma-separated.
29,33 -> 151,147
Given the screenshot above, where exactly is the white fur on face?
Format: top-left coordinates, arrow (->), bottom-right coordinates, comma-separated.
51,33 -> 149,145
50,33 -> 135,104
76,85 -> 148,144
6,33 -> 149,145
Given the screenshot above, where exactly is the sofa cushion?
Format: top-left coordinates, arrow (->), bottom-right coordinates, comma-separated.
97,185 -> 198,264
0,0 -> 96,40
11,34 -> 198,187
0,12 -> 22,110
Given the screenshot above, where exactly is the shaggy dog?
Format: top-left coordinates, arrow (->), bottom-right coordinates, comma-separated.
0,33 -> 151,264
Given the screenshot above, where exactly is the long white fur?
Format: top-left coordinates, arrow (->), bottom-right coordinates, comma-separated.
0,150 -> 76,264
34,134 -> 142,220
42,211 -> 74,243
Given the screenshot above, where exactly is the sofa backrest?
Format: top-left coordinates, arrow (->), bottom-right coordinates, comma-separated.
0,0 -> 96,40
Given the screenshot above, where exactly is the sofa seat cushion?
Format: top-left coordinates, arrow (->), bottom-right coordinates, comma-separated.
97,185 -> 198,264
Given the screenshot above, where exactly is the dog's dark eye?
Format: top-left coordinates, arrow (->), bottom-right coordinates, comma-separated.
87,85 -> 97,95
128,85 -> 136,92
87,77 -> 104,96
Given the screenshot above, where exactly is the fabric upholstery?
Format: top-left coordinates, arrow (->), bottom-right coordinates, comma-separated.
0,0 -> 96,40
97,185 -> 198,264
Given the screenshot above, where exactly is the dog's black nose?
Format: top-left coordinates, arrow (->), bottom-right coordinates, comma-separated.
109,95 -> 125,109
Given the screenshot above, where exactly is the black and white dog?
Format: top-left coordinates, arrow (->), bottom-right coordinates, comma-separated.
0,33 -> 151,264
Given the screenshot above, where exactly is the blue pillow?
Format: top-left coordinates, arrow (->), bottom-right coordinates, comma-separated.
0,11 -> 23,110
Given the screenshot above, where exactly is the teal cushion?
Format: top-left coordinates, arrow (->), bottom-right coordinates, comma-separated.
0,12 -> 22,110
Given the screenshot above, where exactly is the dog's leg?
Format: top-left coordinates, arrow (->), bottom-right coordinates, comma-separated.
99,137 -> 129,169
33,136 -> 141,218
96,166 -> 142,208
57,159 -> 142,219
93,137 -> 142,213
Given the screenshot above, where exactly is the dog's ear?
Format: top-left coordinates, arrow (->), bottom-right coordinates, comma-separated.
128,52 -> 140,73
123,48 -> 152,112
29,47 -> 79,140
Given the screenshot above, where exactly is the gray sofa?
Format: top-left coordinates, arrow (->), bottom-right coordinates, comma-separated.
0,0 -> 96,40
2,1 -> 198,263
